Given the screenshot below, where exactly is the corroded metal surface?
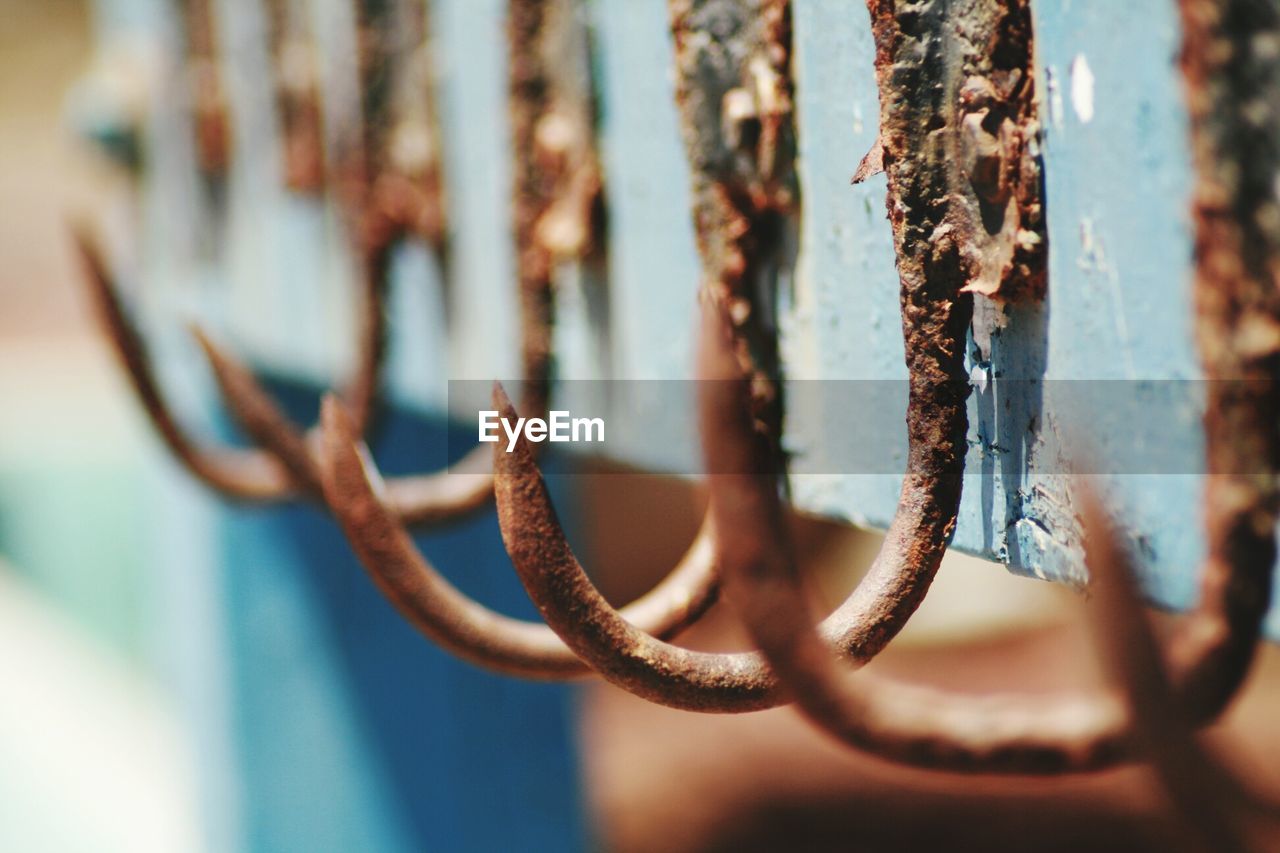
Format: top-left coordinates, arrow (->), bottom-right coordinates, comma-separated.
264,0 -> 326,192
177,0 -> 231,181
689,0 -> 1280,775
483,0 -> 988,711
669,0 -> 795,454
74,228 -> 385,503
80,0 -> 1280,792
1172,0 -> 1280,722
357,0 -> 601,523
317,396 -> 720,678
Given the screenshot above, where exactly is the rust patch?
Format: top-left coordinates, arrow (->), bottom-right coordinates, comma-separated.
865,0 -> 1046,302
1173,0 -> 1280,719
353,0 -> 451,254
508,0 -> 605,417
264,0 -> 326,193
669,0 -> 796,462
180,0 -> 231,181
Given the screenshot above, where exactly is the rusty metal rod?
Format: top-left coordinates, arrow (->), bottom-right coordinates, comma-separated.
687,0 -> 1280,772
74,227 -> 385,503
311,0 -> 600,524
486,0 -> 968,713
316,397 -> 719,678
177,0 -> 231,182
263,0 -> 326,193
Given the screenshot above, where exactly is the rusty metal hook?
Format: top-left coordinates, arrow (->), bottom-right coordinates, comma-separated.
697,303 -> 1275,775
481,0 -> 969,712
310,0 -> 713,676
73,225 -> 383,502
682,0 -> 1280,774
315,395 -> 719,678
177,0 -> 231,183
307,0 -> 599,524
488,279 -> 970,712
185,0 -> 471,520
78,0 -> 482,520
264,0 -> 327,193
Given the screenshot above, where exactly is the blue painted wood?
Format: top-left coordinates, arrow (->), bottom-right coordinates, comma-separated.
91,1 -> 588,847
781,0 -> 1280,635
179,379 -> 589,852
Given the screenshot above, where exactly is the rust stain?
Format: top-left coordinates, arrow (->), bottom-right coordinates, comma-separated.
669,0 -> 796,462
316,394 -> 721,679
264,0 -> 326,193
1174,0 -> 1280,720
180,0 -> 231,181
691,0 -> 1280,775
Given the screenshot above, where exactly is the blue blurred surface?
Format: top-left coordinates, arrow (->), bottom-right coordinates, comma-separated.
198,376 -> 586,852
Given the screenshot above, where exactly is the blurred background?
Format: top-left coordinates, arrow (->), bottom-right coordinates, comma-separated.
3,2 -> 1280,852
0,2 -> 203,850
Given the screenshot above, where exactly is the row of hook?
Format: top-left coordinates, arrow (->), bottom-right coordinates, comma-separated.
76,0 -> 1280,845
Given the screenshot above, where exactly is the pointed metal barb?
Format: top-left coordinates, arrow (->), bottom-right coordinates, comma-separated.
484,0 -> 971,712
1080,489 -> 1280,852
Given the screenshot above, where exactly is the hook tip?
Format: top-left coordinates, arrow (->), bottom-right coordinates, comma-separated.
491,380 -> 514,415
320,394 -> 353,441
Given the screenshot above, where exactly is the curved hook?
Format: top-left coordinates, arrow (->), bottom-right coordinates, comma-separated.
703,308 -> 1276,775
73,226 -> 385,503
489,278 -> 972,714
156,0 -> 587,525
700,307 -> 1132,771
695,0 -> 1280,775
1081,491 -> 1280,852
316,396 -> 720,678
485,0 -> 975,714
75,228 -> 290,499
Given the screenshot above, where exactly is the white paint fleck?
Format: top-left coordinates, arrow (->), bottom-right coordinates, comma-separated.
969,364 -> 990,394
1070,54 -> 1095,123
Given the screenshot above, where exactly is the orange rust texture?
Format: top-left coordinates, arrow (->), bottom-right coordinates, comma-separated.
669,0 -> 796,465
264,0 -> 326,192
362,0 -> 450,251
508,0 -> 602,413
1174,0 -> 1280,718
861,0 -> 1046,302
180,0 -> 231,179
865,0 -> 973,492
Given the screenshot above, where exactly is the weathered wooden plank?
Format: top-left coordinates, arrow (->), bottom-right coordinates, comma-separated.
101,0 -> 1280,658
